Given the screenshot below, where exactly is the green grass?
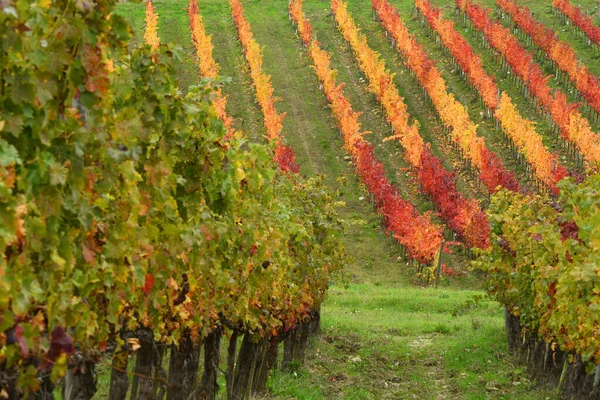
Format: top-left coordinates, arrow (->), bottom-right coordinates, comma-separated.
104,0 -> 600,398
263,282 -> 557,399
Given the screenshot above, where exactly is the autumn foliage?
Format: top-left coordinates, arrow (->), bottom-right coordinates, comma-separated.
373,0 -> 518,195
188,0 -> 235,138
290,0 -> 443,263
495,94 -> 567,192
332,0 -> 490,249
0,0 -> 350,394
415,0 -> 567,193
498,0 -> 600,116
416,0 -> 497,111
144,1 -> 159,51
458,0 -> 600,169
479,175 -> 600,367
553,0 -> 600,47
230,0 -> 299,173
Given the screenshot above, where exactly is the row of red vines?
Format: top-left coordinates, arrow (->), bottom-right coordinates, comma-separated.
553,0 -> 600,48
372,0 -> 519,195
497,0 -> 600,117
289,0 -> 443,263
457,0 -> 600,169
230,0 -> 299,173
414,0 -> 567,193
332,0 -> 490,249
188,0 -> 236,138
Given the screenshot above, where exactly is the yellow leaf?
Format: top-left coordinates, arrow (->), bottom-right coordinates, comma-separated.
236,167 -> 245,182
50,354 -> 67,382
32,311 -> 45,332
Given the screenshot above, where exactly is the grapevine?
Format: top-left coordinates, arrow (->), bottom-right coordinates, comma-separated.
373,0 -> 520,194
457,0 -> 600,170
230,0 -> 299,174
144,0 -> 160,51
290,0 -> 443,264
414,0 -> 568,193
498,0 -> 600,118
0,0 -> 345,396
332,0 -> 490,249
553,0 -> 600,49
188,0 -> 236,138
477,175 -> 600,366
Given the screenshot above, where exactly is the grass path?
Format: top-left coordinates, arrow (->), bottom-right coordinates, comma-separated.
270,276 -> 555,399
111,1 -> 562,398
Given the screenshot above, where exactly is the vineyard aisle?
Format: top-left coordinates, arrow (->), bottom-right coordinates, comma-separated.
108,0 -> 558,398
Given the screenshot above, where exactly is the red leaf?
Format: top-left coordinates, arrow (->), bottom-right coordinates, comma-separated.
200,225 -> 214,241
14,325 -> 28,357
274,144 -> 300,174
560,221 -> 579,242
82,244 -> 95,266
82,45 -> 109,95
143,273 -> 155,294
40,326 -> 74,371
441,264 -> 459,276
